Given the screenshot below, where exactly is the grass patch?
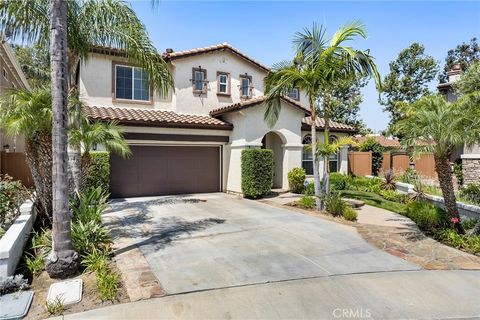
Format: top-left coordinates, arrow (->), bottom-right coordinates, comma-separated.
340,190 -> 407,214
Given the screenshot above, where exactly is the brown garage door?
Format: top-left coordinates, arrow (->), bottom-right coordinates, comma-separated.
110,145 -> 221,198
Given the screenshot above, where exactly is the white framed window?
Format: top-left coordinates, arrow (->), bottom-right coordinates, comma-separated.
302,134 -> 313,175
114,64 -> 150,101
192,67 -> 207,93
289,87 -> 300,100
240,74 -> 252,98
217,72 -> 230,95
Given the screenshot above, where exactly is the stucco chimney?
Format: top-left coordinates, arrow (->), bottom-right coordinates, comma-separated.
447,63 -> 462,83
165,48 -> 174,54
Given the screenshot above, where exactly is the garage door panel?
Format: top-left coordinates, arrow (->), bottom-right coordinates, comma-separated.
110,145 -> 220,198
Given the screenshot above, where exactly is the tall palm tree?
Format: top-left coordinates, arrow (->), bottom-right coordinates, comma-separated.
264,22 -> 380,210
394,94 -> 480,235
0,88 -> 53,220
0,0 -> 173,278
69,114 -> 131,192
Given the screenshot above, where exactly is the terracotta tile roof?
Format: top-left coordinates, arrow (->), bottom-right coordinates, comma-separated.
209,96 -> 310,117
302,116 -> 357,132
84,106 -> 233,130
354,135 -> 401,147
163,43 -> 270,72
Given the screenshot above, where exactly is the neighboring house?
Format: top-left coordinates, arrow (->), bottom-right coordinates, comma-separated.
438,64 -> 480,185
354,135 -> 402,150
0,39 -> 30,164
79,43 -> 355,197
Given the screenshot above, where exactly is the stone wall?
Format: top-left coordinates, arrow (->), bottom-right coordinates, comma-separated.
463,158 -> 480,185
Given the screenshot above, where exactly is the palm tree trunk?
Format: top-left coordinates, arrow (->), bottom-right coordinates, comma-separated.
434,154 -> 465,235
321,94 -> 330,206
24,134 -> 52,223
310,96 -> 321,210
45,0 -> 78,278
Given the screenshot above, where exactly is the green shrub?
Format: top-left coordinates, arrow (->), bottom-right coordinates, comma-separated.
71,186 -> 109,224
241,149 -> 273,198
347,176 -> 382,193
379,190 -> 410,204
84,152 -> 110,192
436,229 -> 480,255
342,207 -> 358,221
404,201 -> 449,234
325,192 -> 347,216
305,181 -> 315,195
358,138 -> 384,175
459,183 -> 480,205
81,248 -> 110,273
24,253 -> 44,276
287,168 -> 306,193
298,195 -> 315,209
96,269 -> 120,301
330,173 -> 348,191
397,168 -> 418,184
0,174 -> 30,229
72,220 -> 112,257
461,218 -> 478,230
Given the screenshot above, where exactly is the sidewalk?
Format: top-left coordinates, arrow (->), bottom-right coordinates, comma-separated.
54,270 -> 480,320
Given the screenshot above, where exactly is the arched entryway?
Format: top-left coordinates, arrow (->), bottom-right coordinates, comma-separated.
262,131 -> 285,189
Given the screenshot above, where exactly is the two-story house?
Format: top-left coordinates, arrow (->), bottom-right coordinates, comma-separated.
438,64 -> 480,185
79,43 -> 355,198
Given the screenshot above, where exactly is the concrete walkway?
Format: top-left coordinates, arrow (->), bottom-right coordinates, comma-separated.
56,270 -> 480,319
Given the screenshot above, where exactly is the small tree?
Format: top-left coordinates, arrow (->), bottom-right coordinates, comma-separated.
358,138 -> 384,176
394,94 -> 480,234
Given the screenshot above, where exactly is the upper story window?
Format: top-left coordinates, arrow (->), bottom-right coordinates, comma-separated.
289,87 -> 300,100
192,67 -> 207,94
217,72 -> 230,95
115,64 -> 150,101
239,74 -> 252,98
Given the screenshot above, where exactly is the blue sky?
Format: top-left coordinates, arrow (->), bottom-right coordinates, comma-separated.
129,0 -> 480,132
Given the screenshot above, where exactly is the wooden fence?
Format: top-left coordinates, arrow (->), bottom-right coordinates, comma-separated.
348,152 -> 372,176
348,150 -> 437,179
0,152 -> 34,187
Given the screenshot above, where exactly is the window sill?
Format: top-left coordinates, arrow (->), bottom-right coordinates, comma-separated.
112,98 -> 153,106
193,90 -> 207,95
216,92 -> 231,97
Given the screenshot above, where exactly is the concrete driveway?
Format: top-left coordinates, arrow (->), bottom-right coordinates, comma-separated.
105,193 -> 418,295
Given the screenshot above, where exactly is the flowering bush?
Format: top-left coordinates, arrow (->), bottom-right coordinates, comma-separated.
0,175 -> 30,231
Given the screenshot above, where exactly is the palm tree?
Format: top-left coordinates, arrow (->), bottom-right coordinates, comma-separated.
264,22 -> 380,210
69,114 -> 131,192
0,88 -> 53,220
394,94 -> 480,235
0,0 -> 173,278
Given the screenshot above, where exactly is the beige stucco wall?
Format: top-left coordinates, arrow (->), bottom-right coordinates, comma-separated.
79,53 -> 172,110
221,101 -> 305,192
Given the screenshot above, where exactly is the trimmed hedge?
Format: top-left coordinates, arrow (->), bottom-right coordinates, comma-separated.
241,149 -> 273,199
84,152 -> 110,192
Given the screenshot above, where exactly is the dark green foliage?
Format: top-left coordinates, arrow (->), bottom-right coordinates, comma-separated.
330,173 -> 348,191
461,218 -> 478,230
325,192 -> 347,216
305,182 -> 315,196
358,138 -> 384,175
436,229 -> 480,255
0,174 -> 30,229
440,37 -> 480,83
347,176 -> 382,193
71,186 -> 109,224
380,42 -> 439,127
342,207 -> 358,221
453,162 -> 463,187
459,183 -> 480,205
288,167 -> 306,194
404,201 -> 449,234
241,149 -> 273,198
298,195 -> 315,209
84,152 -> 110,192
